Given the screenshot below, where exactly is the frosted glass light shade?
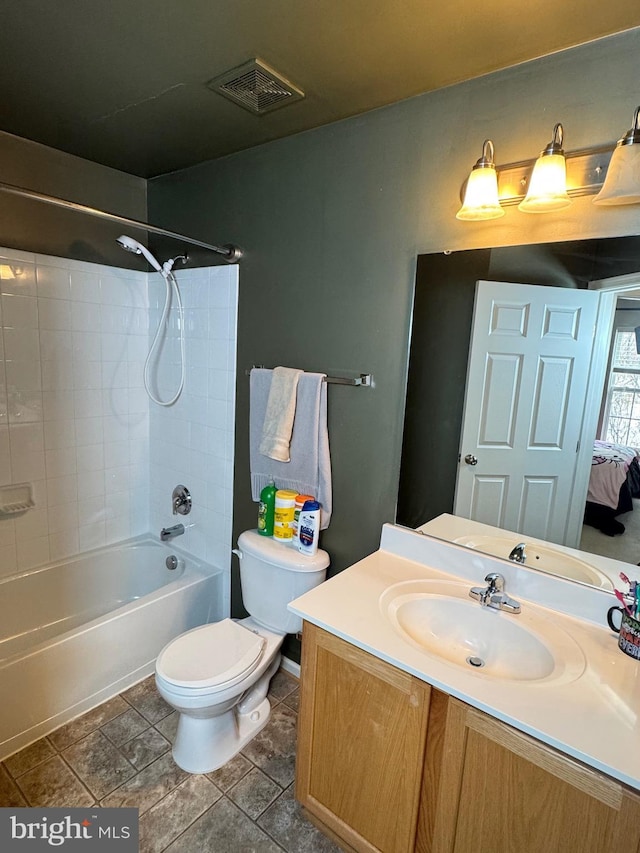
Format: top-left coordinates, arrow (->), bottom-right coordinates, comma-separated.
593,143 -> 640,205
456,165 -> 504,221
518,153 -> 571,212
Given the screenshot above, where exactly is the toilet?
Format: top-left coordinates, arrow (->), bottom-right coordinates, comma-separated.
155,529 -> 329,773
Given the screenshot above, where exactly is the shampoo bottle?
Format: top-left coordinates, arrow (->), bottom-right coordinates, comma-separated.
297,500 -> 321,556
257,479 -> 277,536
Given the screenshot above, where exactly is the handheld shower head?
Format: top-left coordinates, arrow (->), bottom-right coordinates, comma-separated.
116,235 -> 163,273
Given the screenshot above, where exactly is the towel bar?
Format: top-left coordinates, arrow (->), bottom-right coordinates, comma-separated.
247,367 -> 372,387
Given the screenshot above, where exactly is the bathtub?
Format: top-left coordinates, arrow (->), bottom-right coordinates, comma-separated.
0,536 -> 222,760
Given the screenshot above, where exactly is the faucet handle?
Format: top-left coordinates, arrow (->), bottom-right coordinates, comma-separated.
172,485 -> 192,516
484,572 -> 504,592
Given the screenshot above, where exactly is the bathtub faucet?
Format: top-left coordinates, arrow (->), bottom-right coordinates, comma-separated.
160,523 -> 185,542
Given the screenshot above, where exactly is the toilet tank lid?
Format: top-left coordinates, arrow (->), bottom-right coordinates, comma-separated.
237,529 -> 330,572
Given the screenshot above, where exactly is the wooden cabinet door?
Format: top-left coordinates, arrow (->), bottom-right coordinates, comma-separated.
296,622 -> 432,853
419,695 -> 640,853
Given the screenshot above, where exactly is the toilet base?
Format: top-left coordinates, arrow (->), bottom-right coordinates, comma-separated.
168,651 -> 282,774
172,695 -> 273,774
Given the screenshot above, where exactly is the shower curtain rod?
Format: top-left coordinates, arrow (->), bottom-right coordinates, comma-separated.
0,180 -> 243,262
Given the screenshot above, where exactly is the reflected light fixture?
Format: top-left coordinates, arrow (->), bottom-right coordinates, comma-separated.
456,140 -> 505,221
0,264 -> 23,280
593,107 -> 640,205
518,123 -> 571,213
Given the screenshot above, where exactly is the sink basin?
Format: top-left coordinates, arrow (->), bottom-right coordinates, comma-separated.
380,579 -> 585,684
453,535 -> 613,590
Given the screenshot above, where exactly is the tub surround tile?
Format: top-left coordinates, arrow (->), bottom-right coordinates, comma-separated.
122,676 -> 173,724
241,704 -> 298,788
258,784 -> 342,853
228,767 -> 283,821
14,755 -> 94,808
0,765 -> 27,807
62,730 -> 137,800
49,695 -> 129,750
139,775 -> 223,853
164,796 -> 283,853
120,728 -> 171,771
100,752 -> 188,814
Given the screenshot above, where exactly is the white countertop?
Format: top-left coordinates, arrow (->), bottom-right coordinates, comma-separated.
289,523 -> 640,791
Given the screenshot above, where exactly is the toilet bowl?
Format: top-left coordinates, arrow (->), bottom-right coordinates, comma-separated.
155,529 -> 329,773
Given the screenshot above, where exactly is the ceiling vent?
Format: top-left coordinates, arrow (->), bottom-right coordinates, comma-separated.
207,58 -> 304,115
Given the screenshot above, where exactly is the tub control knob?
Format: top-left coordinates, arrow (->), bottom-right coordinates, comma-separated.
166,555 -> 179,571
172,485 -> 192,516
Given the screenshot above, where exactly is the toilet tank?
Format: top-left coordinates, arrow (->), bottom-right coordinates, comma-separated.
236,530 -> 329,634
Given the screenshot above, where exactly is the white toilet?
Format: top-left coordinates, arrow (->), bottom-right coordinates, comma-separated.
155,529 -> 329,773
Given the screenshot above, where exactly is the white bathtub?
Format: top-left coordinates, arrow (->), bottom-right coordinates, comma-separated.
0,536 -> 222,760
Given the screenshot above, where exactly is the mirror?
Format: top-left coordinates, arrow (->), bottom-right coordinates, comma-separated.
396,235 -> 640,589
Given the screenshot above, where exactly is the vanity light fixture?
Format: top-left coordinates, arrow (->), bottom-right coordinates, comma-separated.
456,140 -> 505,221
457,106 -> 640,220
518,123 -> 571,213
593,106 -> 640,206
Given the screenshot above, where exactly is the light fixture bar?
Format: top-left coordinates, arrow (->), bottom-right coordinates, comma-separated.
495,144 -> 613,206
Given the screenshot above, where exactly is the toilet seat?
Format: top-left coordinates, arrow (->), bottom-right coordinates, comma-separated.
156,618 -> 266,693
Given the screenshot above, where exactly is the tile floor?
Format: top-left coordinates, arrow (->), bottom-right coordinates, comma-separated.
0,670 -> 341,852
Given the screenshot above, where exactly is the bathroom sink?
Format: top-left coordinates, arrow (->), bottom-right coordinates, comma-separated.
379,579 -> 585,684
453,535 -> 613,590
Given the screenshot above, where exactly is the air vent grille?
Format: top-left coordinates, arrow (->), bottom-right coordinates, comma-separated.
207,59 -> 304,115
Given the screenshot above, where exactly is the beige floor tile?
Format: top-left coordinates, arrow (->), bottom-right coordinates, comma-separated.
101,752 -> 188,814
121,677 -> 172,724
242,704 -> 298,787
4,738 -> 55,778
139,775 -> 222,853
63,730 -> 137,799
164,796 -> 283,853
0,765 -> 28,806
228,766 -> 283,820
49,696 -> 129,750
14,755 -> 94,807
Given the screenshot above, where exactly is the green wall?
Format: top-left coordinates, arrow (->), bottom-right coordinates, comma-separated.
147,30 -> 640,621
0,131 -> 147,266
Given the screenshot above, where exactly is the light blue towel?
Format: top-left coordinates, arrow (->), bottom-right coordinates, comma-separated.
250,368 -> 332,529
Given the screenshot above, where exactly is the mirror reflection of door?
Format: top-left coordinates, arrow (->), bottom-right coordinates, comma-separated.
454,280 -> 599,548
396,237 -> 640,580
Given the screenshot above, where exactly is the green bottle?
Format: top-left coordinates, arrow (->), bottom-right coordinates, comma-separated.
257,479 -> 276,536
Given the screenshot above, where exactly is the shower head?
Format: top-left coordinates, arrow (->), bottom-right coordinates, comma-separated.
116,235 -> 163,273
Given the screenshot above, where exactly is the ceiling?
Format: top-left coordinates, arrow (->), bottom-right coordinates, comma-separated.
3,1 -> 640,179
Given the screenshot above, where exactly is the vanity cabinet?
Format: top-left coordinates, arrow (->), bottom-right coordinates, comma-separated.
297,622 -> 640,853
417,692 -> 640,853
296,621 -> 432,853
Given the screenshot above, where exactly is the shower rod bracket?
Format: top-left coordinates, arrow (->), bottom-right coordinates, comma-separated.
222,244 -> 244,263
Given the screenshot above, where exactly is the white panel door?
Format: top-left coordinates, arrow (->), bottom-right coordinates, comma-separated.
454,280 -> 600,545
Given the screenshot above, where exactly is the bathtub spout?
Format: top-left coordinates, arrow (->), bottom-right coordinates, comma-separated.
160,524 -> 185,541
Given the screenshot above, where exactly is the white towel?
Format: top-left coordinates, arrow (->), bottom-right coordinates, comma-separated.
259,366 -> 302,462
250,368 -> 333,529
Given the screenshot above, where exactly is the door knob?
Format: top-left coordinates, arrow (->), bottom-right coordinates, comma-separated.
464,454 -> 478,466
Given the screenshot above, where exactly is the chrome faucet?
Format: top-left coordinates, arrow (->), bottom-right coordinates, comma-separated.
469,573 -> 521,614
508,542 -> 527,564
160,523 -> 185,542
